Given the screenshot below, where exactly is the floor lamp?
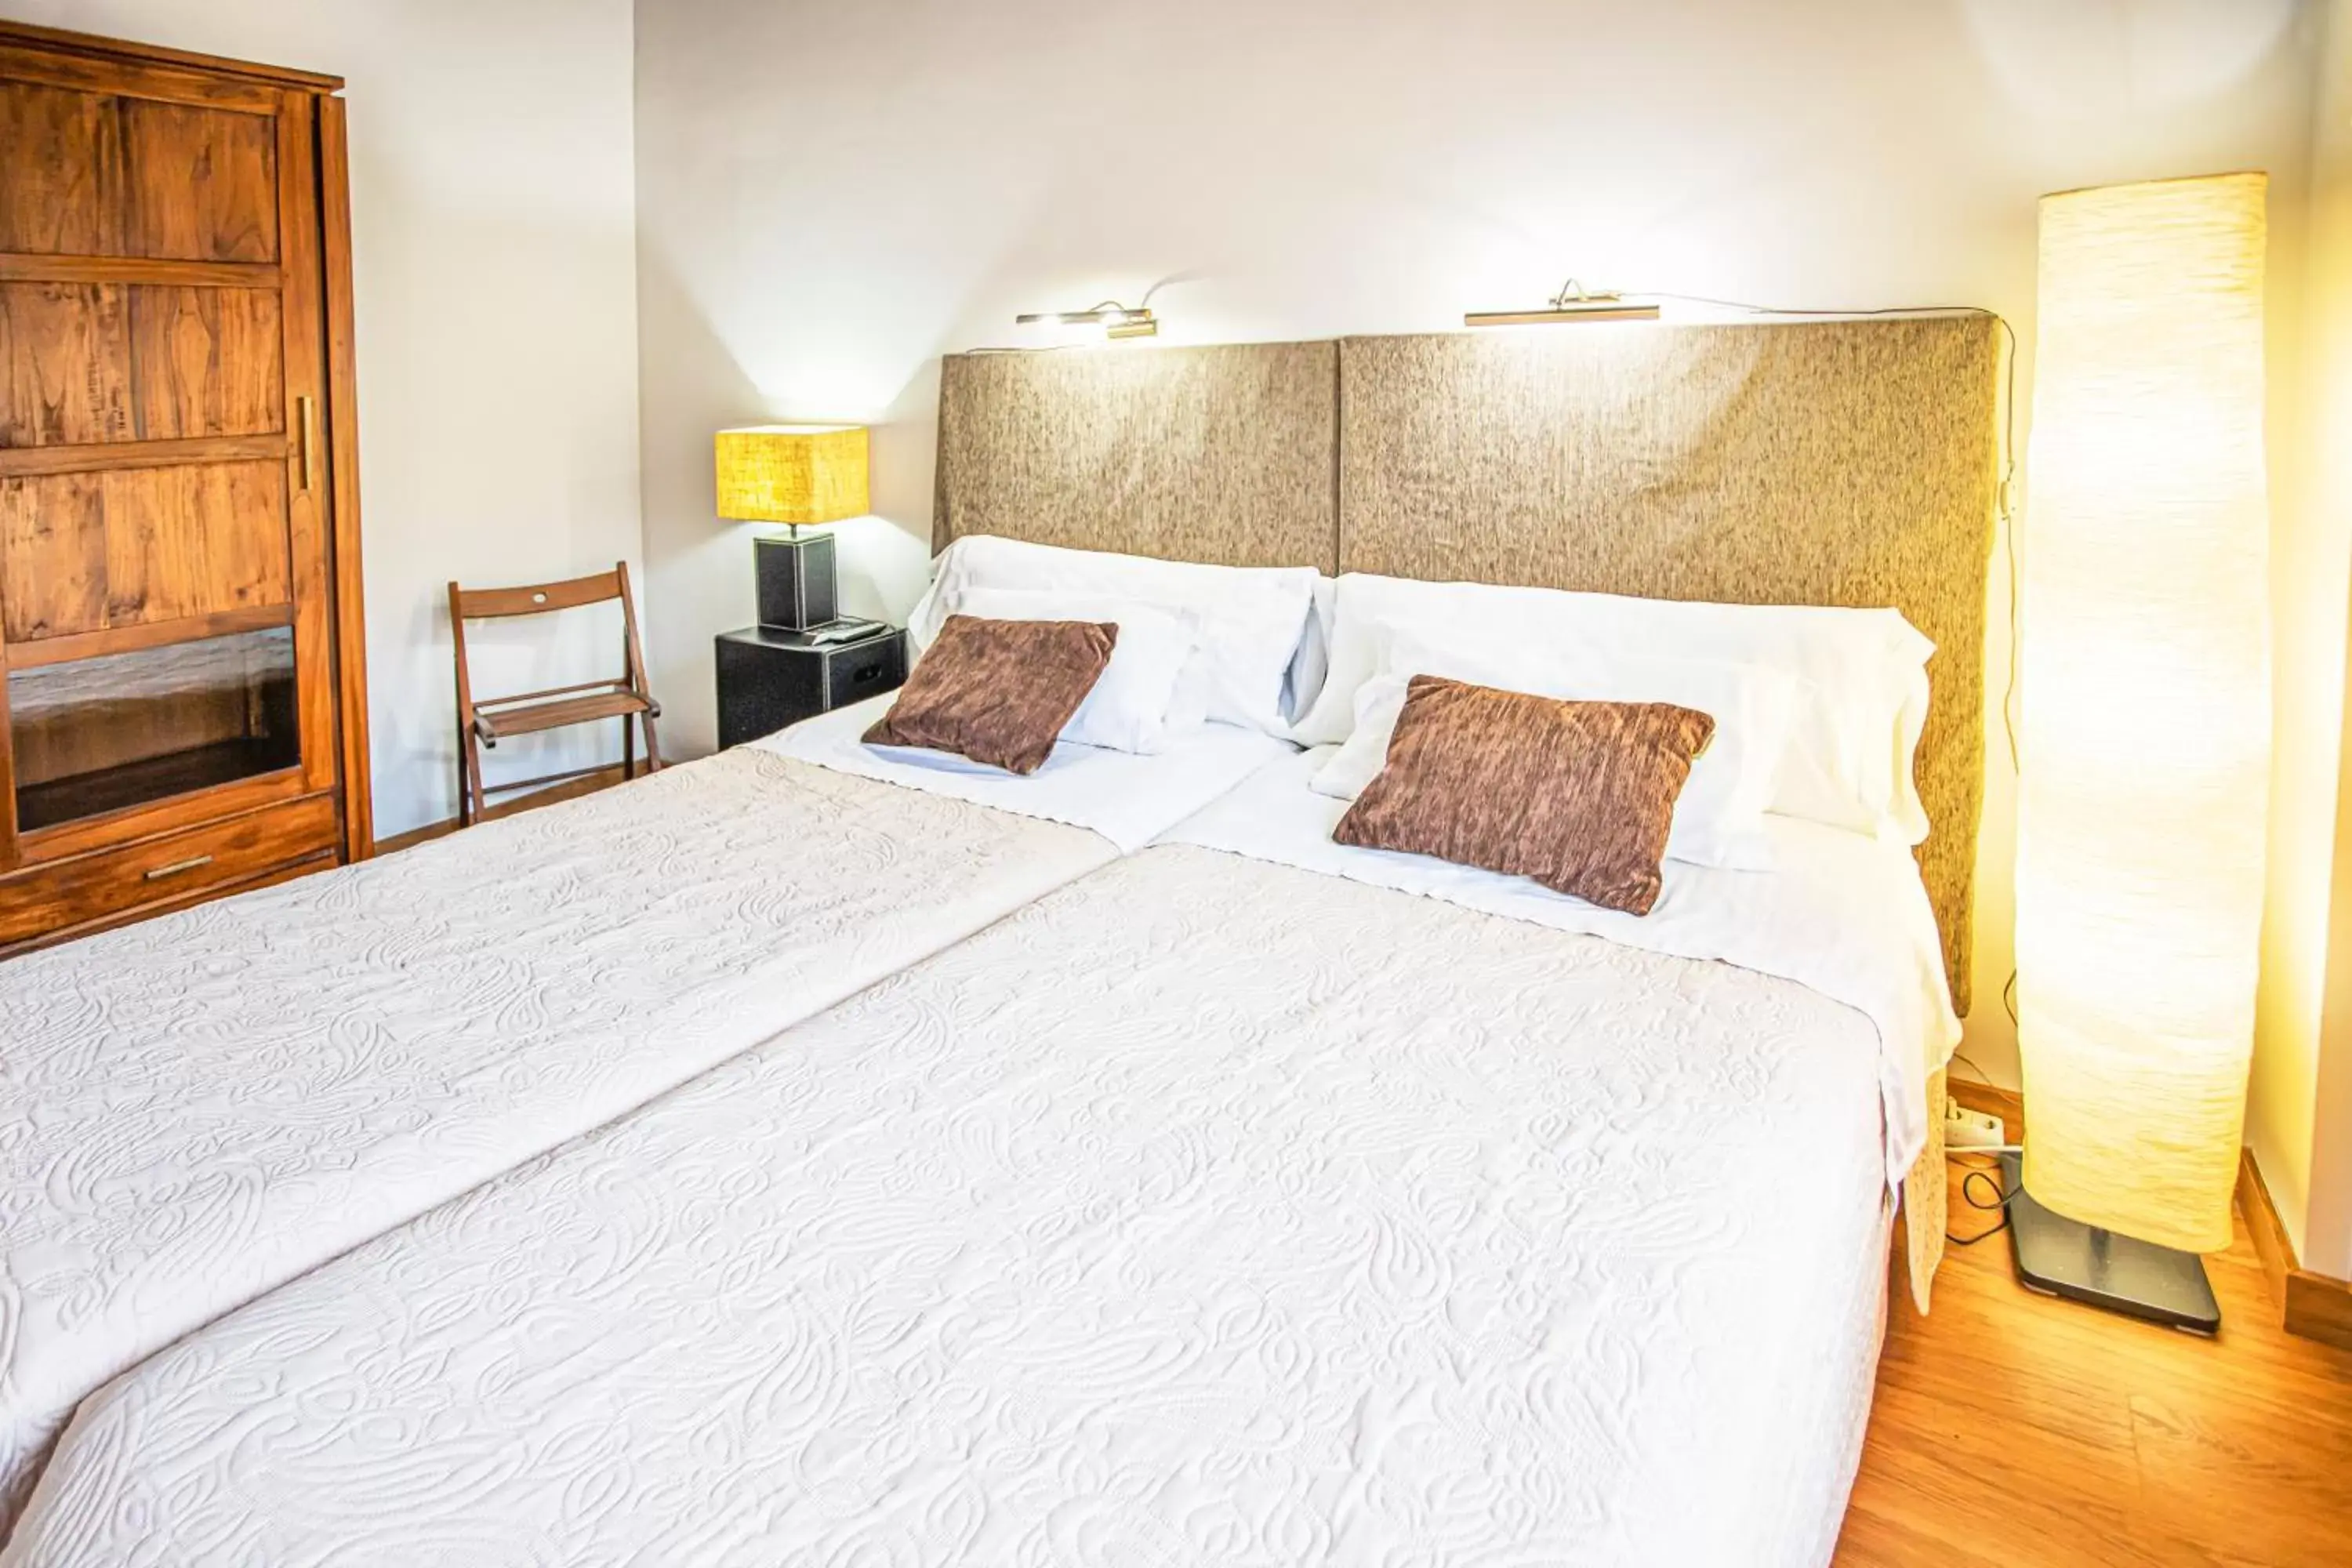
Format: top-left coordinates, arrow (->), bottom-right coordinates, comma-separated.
2012,172 -> 2271,1334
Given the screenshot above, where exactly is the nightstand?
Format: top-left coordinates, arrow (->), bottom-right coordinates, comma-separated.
714,624 -> 908,748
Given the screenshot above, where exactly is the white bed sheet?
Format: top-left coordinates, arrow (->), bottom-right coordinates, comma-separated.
1163,747 -> 1962,1191
9,841 -> 1897,1566
0,715 -> 1282,1530
757,693 -> 1294,852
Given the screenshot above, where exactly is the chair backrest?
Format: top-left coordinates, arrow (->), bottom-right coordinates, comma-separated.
450,568 -> 626,622
447,561 -> 652,713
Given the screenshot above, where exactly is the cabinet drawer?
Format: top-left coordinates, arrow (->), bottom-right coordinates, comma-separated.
825,633 -> 906,709
0,793 -> 340,946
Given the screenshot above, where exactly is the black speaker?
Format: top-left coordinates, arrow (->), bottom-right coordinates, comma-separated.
753,532 -> 837,631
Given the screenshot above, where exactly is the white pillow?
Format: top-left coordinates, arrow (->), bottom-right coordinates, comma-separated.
949,586 -> 1198,755
1282,573 -> 1338,726
1308,641 -> 1798,870
1296,573 -> 1933,842
909,536 -> 1318,737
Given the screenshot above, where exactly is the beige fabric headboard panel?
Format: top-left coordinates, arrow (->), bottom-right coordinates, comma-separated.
935,343 -> 1339,570
1338,320 -> 1999,1010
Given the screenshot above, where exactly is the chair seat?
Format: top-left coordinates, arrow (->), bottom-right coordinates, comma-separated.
474,688 -> 654,741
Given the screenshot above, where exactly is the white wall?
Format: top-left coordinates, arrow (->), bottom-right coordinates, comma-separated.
635,0 -> 2321,1091
2246,0 -> 2352,1270
13,0 -> 644,839
2299,0 -> 2352,1279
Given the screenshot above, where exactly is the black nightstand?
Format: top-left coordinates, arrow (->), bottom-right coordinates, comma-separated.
714,624 -> 908,748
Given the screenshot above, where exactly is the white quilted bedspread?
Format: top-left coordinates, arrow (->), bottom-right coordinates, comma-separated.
8,846 -> 1893,1567
0,750 -> 1112,1530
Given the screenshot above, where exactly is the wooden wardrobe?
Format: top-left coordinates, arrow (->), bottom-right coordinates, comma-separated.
0,22 -> 369,955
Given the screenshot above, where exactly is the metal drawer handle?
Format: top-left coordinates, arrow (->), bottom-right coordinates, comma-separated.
143,854 -> 216,881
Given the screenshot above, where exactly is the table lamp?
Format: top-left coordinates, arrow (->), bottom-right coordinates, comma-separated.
715,424 -> 869,631
2011,172 -> 2271,1334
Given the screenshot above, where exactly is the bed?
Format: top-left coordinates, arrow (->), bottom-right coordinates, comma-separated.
1,320 -> 2000,1564
0,744 -> 1959,1567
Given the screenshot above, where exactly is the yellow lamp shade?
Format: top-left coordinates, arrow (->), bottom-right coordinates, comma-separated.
2016,172 -> 2271,1254
714,424 -> 869,525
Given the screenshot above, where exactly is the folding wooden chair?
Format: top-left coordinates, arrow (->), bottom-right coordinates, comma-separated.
448,561 -> 662,827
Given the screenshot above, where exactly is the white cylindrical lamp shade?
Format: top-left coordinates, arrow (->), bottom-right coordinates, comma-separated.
2016,172 -> 2271,1255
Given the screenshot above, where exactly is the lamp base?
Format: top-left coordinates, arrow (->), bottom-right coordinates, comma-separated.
753,530 -> 838,632
2000,1152 -> 2220,1335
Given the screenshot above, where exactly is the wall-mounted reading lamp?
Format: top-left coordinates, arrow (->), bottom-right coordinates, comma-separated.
1014,300 -> 1159,339
1464,278 -> 1661,327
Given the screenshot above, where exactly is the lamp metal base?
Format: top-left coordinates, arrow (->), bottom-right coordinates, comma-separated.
2000,1152 -> 2220,1335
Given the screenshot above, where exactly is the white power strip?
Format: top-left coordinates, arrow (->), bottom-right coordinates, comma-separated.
1944,1100 -> 2007,1150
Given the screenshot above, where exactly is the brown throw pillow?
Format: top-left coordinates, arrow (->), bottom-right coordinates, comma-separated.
1333,674 -> 1715,916
863,613 -> 1118,775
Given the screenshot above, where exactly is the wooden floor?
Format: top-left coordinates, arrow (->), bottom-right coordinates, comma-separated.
1836,1152 -> 2352,1566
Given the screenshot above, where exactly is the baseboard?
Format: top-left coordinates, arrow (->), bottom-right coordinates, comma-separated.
2234,1146 -> 2352,1352
2284,1270 -> 2352,1349
2237,1150 -> 2298,1302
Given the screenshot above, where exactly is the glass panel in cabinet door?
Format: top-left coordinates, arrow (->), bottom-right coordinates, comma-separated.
9,626 -> 300,833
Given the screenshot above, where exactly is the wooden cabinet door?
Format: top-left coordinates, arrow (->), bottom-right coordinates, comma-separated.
0,45 -> 340,868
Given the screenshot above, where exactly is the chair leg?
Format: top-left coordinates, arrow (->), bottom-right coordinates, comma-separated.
456,721 -> 474,828
640,709 -> 664,774
460,724 -> 490,828
622,713 -> 636,781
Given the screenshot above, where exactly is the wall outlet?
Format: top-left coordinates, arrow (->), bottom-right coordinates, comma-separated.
1944,1101 -> 2006,1150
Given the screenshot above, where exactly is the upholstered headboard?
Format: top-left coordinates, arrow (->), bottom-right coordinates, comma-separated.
929,319 -> 1998,1010
1337,321 -> 2000,1007
935,342 -> 1339,570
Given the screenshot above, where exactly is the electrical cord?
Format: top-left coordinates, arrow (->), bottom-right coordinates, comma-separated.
1944,1163 -> 2019,1247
